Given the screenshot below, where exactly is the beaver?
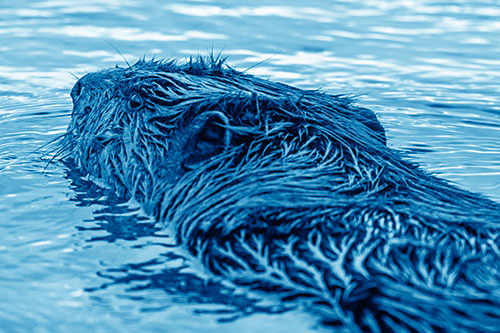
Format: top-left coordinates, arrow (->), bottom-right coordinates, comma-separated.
62,56 -> 500,331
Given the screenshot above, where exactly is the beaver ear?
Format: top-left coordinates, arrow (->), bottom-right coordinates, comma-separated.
182,111 -> 231,170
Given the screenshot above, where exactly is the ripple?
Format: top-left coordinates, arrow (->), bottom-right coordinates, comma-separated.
38,26 -> 227,41
165,4 -> 336,22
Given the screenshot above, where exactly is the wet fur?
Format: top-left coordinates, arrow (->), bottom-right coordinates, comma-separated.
64,56 -> 500,332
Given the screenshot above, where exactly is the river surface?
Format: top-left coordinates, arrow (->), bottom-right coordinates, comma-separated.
1,1 -> 499,332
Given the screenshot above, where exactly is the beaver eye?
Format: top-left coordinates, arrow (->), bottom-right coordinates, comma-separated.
128,94 -> 143,109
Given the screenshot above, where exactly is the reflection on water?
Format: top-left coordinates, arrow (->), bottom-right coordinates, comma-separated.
1,0 -> 499,331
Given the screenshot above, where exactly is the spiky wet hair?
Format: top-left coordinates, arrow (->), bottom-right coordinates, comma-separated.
64,56 -> 500,331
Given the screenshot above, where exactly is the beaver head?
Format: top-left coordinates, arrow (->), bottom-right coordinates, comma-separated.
68,63 -> 233,190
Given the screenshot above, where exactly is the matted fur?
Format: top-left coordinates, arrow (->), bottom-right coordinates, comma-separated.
63,56 -> 500,331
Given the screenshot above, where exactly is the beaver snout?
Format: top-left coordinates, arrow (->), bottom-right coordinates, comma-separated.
70,80 -> 82,102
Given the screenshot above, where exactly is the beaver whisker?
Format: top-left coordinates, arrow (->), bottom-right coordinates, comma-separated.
68,71 -> 80,80
43,140 -> 73,172
106,41 -> 131,70
35,132 -> 70,156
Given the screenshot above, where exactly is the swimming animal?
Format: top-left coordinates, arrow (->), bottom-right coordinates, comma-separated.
62,56 -> 500,331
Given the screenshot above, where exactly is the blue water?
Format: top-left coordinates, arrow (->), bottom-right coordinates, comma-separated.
1,1 -> 499,331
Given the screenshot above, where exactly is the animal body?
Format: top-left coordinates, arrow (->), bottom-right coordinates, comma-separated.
63,56 -> 500,332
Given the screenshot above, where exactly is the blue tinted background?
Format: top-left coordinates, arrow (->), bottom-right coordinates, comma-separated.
1,1 -> 499,332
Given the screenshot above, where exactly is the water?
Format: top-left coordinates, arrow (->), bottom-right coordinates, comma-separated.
1,0 -> 499,331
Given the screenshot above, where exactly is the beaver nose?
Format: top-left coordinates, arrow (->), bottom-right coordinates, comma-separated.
70,80 -> 82,102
